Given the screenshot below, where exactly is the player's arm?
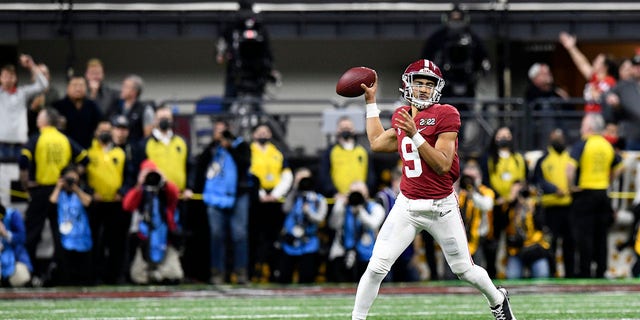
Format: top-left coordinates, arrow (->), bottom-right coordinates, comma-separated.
395,108 -> 456,175
361,75 -> 397,153
421,131 -> 457,175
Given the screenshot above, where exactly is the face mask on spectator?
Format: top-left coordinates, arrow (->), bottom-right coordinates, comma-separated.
158,118 -> 172,131
550,140 -> 565,153
98,131 -> 111,144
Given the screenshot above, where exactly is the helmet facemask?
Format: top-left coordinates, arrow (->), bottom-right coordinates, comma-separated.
401,72 -> 445,110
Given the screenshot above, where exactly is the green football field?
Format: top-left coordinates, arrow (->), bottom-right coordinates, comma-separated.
1,279 -> 639,319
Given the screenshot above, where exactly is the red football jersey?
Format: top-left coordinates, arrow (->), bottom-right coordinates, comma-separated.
391,104 -> 461,200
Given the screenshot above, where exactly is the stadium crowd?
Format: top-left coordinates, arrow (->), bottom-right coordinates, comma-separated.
2,30 -> 640,288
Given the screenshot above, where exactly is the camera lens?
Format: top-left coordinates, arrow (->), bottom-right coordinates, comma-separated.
64,176 -> 75,186
348,191 -> 365,206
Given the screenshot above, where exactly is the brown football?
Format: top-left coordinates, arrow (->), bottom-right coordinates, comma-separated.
336,66 -> 377,97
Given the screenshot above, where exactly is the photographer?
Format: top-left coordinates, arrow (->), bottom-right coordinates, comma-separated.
328,182 -> 385,282
455,161 -> 495,278
504,184 -> 551,279
274,168 -> 327,284
0,203 -> 33,287
48,164 -> 93,286
123,160 -> 183,284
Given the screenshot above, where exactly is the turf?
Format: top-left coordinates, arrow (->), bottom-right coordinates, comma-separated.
1,280 -> 639,319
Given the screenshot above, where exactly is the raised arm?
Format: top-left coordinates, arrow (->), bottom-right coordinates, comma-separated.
559,32 -> 593,80
361,75 -> 397,153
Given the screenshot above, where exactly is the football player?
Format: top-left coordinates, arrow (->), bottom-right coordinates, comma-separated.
351,59 -> 517,320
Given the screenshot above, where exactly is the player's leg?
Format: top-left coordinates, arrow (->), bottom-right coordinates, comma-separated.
428,193 -> 515,319
352,200 -> 417,320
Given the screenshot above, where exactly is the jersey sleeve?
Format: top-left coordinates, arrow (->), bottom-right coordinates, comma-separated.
435,105 -> 461,135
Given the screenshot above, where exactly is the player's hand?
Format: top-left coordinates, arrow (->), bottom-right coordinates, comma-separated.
361,73 -> 378,104
394,108 -> 417,137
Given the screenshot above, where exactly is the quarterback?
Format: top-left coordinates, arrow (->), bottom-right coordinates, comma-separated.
351,59 -> 517,320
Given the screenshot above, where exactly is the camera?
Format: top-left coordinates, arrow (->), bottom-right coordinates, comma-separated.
143,171 -> 164,192
459,174 -> 475,191
519,187 -> 531,198
507,231 -> 525,248
64,176 -> 76,187
348,191 -> 365,207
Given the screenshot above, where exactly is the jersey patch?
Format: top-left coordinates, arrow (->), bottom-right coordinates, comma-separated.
420,118 -> 436,126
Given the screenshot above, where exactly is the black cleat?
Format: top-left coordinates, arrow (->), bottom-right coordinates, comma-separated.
490,287 -> 516,320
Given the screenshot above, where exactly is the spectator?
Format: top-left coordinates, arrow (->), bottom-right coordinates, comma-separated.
85,58 -> 120,114
602,122 -> 626,151
558,31 -> 617,114
107,74 -> 154,145
248,123 -> 292,282
319,116 -> 374,197
216,0 -> 279,111
137,105 -> 191,262
27,63 -> 61,137
617,58 -> 634,82
616,202 -> 640,277
48,164 -> 93,286
110,115 -> 137,191
532,128 -> 575,277
139,106 -> 190,194
0,54 -> 48,161
86,120 -> 129,284
525,62 -> 570,107
123,160 -> 183,284
525,62 -> 571,149
52,75 -> 103,149
353,58 -> 516,320
0,203 -> 33,287
420,4 -> 491,107
604,53 -> 640,150
192,120 -> 240,284
567,113 -> 623,278
456,160 -> 495,278
19,108 -> 88,286
217,121 -> 253,284
480,126 -> 528,278
327,181 -> 385,283
504,185 -> 551,279
275,168 -> 327,284
376,167 -> 420,282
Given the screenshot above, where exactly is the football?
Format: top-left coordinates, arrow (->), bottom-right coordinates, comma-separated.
336,66 -> 377,97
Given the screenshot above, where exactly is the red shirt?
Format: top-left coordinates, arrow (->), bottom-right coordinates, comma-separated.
392,104 -> 460,200
584,74 -> 616,113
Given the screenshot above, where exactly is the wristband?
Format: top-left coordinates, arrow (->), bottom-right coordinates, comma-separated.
366,103 -> 380,118
412,132 -> 426,147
